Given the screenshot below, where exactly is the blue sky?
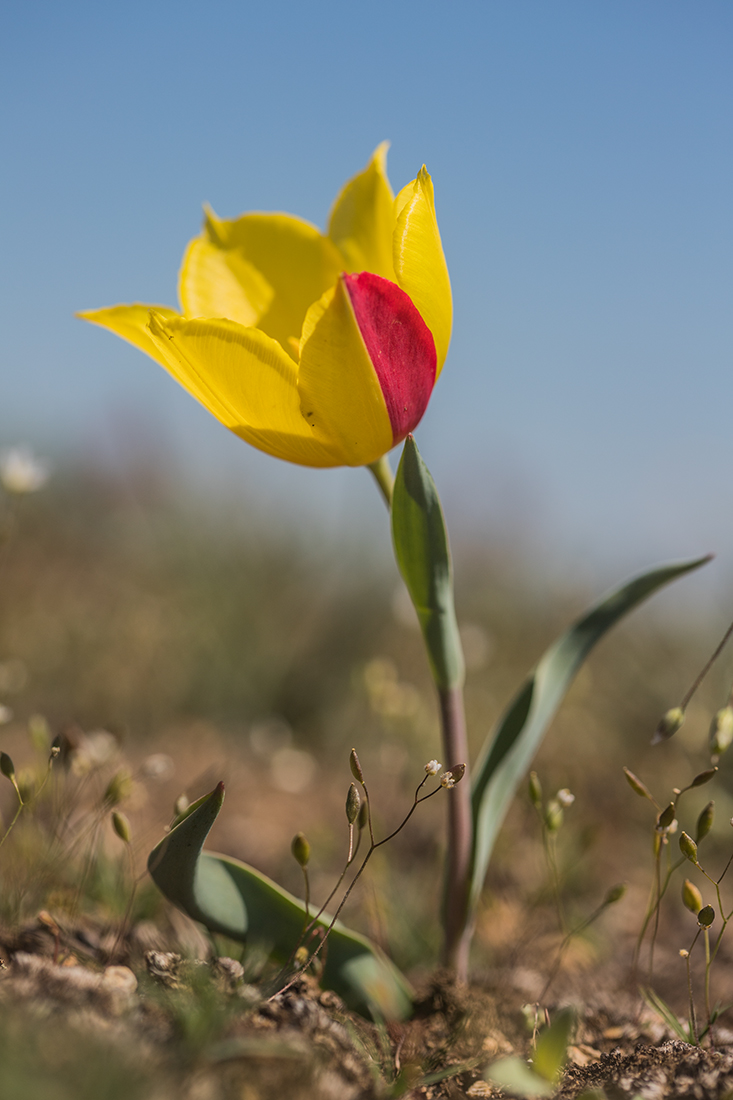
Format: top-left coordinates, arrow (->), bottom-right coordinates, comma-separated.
2,0 -> 732,586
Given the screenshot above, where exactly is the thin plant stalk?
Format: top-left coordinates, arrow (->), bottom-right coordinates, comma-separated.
369,456 -> 473,978
438,685 -> 472,976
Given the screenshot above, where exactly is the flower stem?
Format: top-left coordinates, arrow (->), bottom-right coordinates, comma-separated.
367,455 -> 394,507
438,685 -> 472,979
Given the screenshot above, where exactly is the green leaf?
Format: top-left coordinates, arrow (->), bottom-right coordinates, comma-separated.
147,783 -> 413,1021
640,987 -> 693,1042
469,555 -> 711,909
533,1007 -> 575,1082
391,436 -> 464,691
485,1056 -> 554,1097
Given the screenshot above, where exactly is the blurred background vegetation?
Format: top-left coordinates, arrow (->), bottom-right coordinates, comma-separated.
1,459 -> 732,990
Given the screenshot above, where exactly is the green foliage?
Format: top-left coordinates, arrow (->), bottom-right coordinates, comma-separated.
391,436 -> 464,691
486,1007 -> 575,1097
147,783 -> 413,1020
469,555 -> 711,911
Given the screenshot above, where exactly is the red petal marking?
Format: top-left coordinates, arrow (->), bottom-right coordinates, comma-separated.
343,272 -> 437,445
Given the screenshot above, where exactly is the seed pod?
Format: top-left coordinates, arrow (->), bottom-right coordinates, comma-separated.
698,905 -> 715,928
545,799 -> 564,833
657,802 -> 676,830
710,706 -> 733,756
0,752 -> 15,782
623,767 -> 655,801
652,707 -> 685,745
528,771 -> 543,808
691,767 -> 718,788
345,782 -> 361,824
696,801 -> 715,843
682,879 -> 703,913
103,769 -> 132,807
349,748 -> 365,785
449,763 -> 466,784
603,883 -> 627,906
291,832 -> 310,868
679,831 -> 698,862
357,799 -> 368,831
112,811 -> 132,844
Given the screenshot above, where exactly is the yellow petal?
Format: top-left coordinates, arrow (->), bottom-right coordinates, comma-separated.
298,278 -> 394,467
392,167 -> 452,374
179,210 -> 274,326
327,142 -> 396,279
78,303 -> 181,365
181,209 -> 342,360
145,313 -> 343,467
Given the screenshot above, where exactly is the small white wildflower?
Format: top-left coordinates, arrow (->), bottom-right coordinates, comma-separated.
556,788 -> 575,808
0,447 -> 50,494
425,759 -> 442,776
440,772 -> 456,789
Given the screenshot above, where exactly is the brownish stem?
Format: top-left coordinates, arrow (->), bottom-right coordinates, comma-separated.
439,685 -> 472,979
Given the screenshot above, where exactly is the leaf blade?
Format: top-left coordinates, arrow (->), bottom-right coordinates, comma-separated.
469,555 -> 711,908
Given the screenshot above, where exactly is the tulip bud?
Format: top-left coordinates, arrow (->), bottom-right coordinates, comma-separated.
528,771 -> 542,808
710,707 -> 733,756
690,767 -> 718,788
698,905 -> 715,928
696,801 -> 715,843
623,767 -> 655,802
112,811 -> 132,844
679,832 -> 698,863
349,749 -> 365,785
346,783 -> 361,824
652,707 -> 685,745
682,879 -> 703,913
603,883 -> 627,906
291,832 -> 310,868
657,803 -> 676,830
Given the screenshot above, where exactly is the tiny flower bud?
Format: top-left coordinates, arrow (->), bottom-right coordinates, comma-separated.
603,883 -> 627,906
349,748 -> 365,785
679,831 -> 698,862
103,769 -> 132,807
623,767 -> 655,801
652,706 -> 685,745
174,793 -> 189,818
690,767 -> 718,788
545,799 -> 564,833
696,801 -> 715,843
657,802 -> 676,830
112,811 -> 132,844
291,832 -> 310,868
0,752 -> 15,782
710,706 -> 733,756
345,782 -> 361,824
682,879 -> 703,913
49,736 -> 61,759
439,772 -> 456,789
425,759 -> 442,776
556,788 -> 575,808
698,905 -> 715,928
528,771 -> 542,807
680,948 -> 690,958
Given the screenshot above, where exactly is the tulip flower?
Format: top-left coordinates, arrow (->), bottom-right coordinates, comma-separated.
79,145 -> 451,468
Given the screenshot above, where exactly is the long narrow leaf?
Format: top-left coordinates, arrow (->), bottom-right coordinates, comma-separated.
469,555 -> 711,908
147,783 -> 413,1020
391,435 -> 464,691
